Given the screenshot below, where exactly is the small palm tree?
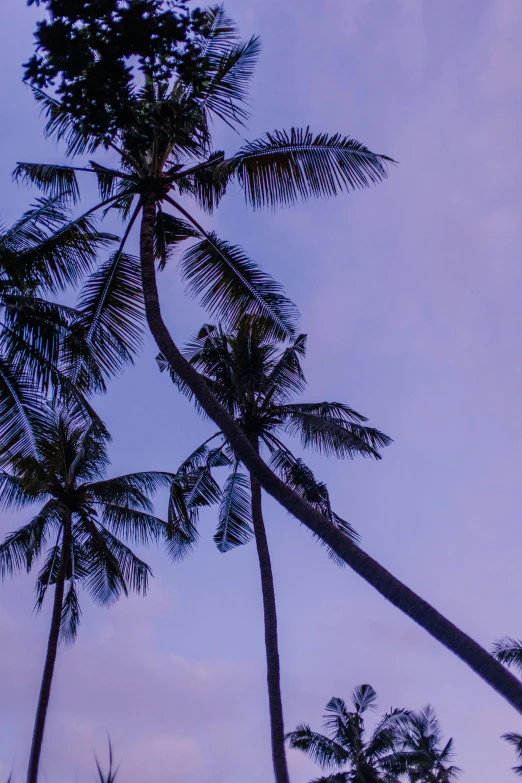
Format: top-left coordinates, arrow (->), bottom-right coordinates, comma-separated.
0,405 -> 175,783
286,684 -> 409,782
391,706 -> 461,782
493,638 -> 522,776
162,318 -> 391,783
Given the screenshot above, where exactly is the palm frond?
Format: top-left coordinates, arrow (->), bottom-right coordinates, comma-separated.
214,469 -> 253,552
280,405 -> 391,459
0,357 -> 47,455
60,580 -> 82,644
286,726 -> 348,770
13,162 -> 81,204
73,250 -> 144,381
100,505 -> 169,546
222,128 -> 393,209
351,684 -> 378,714
180,232 -> 298,340
155,210 -> 199,270
0,500 -> 63,578
164,480 -> 200,562
503,733 -> 522,775
492,637 -> 522,673
262,334 -> 307,404
200,36 -> 261,126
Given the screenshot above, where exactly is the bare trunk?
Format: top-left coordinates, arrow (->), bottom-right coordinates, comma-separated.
27,513 -> 71,783
139,192 -> 522,715
249,465 -> 290,783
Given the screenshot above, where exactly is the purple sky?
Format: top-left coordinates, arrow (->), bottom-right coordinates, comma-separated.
1,0 -> 522,781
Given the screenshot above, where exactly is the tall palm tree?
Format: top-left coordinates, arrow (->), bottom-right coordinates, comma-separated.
286,684 -> 410,782
16,2 -> 522,714
391,706 -> 461,782
0,404 -> 175,783
161,318 -> 391,783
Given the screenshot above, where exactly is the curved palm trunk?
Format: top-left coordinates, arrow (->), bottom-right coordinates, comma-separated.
249,469 -> 290,783
139,192 -> 522,715
27,514 -> 71,783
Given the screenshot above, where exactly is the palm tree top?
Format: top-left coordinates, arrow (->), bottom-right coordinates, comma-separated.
0,404 -> 175,640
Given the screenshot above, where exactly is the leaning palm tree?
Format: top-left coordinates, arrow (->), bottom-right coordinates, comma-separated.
0,404 -> 176,783
286,684 -> 409,782
390,706 -> 461,782
161,317 -> 391,783
16,1 -> 522,715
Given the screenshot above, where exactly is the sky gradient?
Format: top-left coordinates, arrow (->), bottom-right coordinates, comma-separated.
1,1 -> 522,781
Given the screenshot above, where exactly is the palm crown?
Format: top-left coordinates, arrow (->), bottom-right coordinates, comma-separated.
286,684 -> 411,783
0,404 -> 174,640
390,706 -> 461,783
160,317 -> 392,557
16,4 -> 392,365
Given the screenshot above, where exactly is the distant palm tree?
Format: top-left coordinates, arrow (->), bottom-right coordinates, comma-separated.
287,684 -> 410,782
493,638 -> 522,776
391,706 -> 461,782
162,318 -> 391,783
0,405 -> 175,783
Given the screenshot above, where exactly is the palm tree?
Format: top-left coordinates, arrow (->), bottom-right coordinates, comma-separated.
0,195 -> 116,453
161,318 -> 391,783
391,706 -> 461,782
0,404 -> 176,783
287,684 -> 410,782
16,2 -> 522,714
493,638 -> 522,775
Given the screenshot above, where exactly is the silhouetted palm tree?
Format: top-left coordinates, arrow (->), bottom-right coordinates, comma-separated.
16,2 -> 522,716
493,638 -> 522,776
162,318 -> 391,783
391,706 -> 461,782
0,405 -> 175,783
287,684 -> 409,782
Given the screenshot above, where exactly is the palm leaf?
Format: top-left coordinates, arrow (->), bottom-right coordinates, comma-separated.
60,580 -> 82,644
222,127 -> 393,209
214,469 -> 253,552
73,250 -> 144,381
13,162 -> 81,204
99,505 -> 168,546
200,36 -> 261,126
155,210 -> 199,269
0,356 -> 47,455
180,232 -> 298,340
351,684 -> 378,714
286,726 -> 348,770
0,500 -> 61,578
492,637 -> 522,673
280,405 -> 391,459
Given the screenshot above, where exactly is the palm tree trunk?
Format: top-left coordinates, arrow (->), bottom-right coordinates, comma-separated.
26,514 -> 71,783
139,191 -> 522,715
249,468 -> 290,783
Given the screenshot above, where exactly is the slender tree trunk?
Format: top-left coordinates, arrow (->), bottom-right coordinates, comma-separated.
249,466 -> 290,783
140,192 -> 522,715
26,514 -> 71,783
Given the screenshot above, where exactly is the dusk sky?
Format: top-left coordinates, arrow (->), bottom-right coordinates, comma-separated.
1,1 -> 522,781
